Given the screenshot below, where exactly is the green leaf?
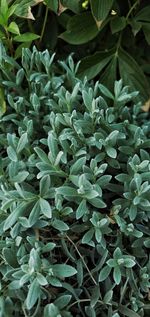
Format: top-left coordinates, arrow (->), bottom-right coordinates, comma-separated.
106,147 -> 117,158
40,175 -> 51,197
56,186 -> 77,196
44,0 -> 58,13
52,219 -> 69,231
0,0 -> 8,20
59,12 -> 99,45
91,0 -> 114,21
3,248 -> 18,268
103,290 -> 113,304
26,278 -> 40,310
61,0 -> 81,13
54,295 -> 72,309
77,259 -> 83,287
34,147 -> 50,164
4,202 -> 28,231
29,200 -> 41,226
91,285 -> 100,307
143,24 -> 150,45
76,199 -> 87,219
110,16 -> 126,34
44,303 -> 59,317
17,132 -> 28,153
118,48 -> 149,101
40,198 -> 52,218
14,0 -> 43,20
99,84 -> 114,99
48,132 -> 59,162
7,3 -> 19,18
82,228 -> 94,244
89,197 -> 106,208
49,277 -> 62,287
70,157 -> 86,175
14,32 -> 40,42
77,50 -> 114,80
53,264 -> 77,278
14,42 -> 31,59
124,259 -> 135,268
7,22 -> 20,35
113,266 -> 121,285
7,146 -> 18,162
100,55 -> 117,91
42,242 -> 56,253
99,265 -> 111,282
11,171 -> 29,183
36,273 -> 48,286
118,305 -> 141,317
135,6 -> 150,23
16,69 -> 25,85
0,87 -> 6,116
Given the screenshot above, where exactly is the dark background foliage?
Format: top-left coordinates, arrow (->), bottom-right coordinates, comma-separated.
0,0 -> 150,101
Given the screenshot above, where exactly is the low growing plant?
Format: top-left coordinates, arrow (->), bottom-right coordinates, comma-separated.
0,45 -> 150,317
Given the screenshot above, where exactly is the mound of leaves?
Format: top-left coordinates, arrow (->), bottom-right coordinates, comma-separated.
0,46 -> 150,317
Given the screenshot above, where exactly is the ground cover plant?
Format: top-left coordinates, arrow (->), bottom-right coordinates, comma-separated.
0,45 -> 150,317
0,1 -> 149,101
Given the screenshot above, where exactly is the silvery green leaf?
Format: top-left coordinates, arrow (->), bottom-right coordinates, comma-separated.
40,198 -> 52,218
17,132 -> 28,153
26,278 -> 40,310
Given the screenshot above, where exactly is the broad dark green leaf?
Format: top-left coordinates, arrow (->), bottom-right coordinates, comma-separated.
100,55 -> 117,91
110,16 -> 126,34
77,49 -> 115,80
59,12 -> 99,45
135,6 -> 150,23
14,33 -> 40,42
44,0 -> 58,13
118,48 -> 149,101
61,0 -> 81,13
91,0 -> 114,21
14,0 -> 43,19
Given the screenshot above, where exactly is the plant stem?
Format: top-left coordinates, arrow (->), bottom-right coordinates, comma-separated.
126,0 -> 139,19
39,5 -> 49,44
115,32 -> 122,56
68,299 -> 91,309
66,234 -> 98,286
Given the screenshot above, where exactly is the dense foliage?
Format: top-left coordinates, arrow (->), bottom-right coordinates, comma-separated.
0,0 -> 150,101
0,46 -> 150,317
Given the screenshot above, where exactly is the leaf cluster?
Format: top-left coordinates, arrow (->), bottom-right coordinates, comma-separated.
0,46 -> 150,316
